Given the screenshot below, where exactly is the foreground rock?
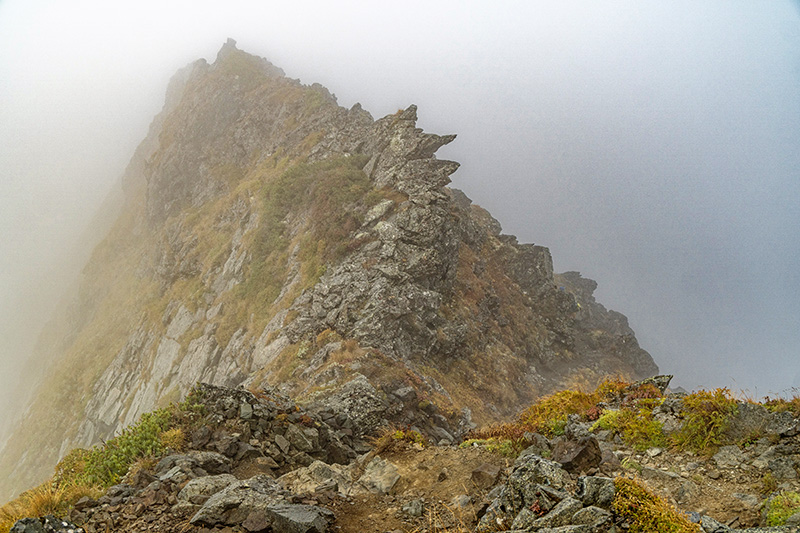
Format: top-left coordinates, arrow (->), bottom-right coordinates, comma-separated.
8,381 -> 800,533
11,516 -> 84,533
188,474 -> 334,532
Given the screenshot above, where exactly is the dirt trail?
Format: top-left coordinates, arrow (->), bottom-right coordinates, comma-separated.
329,444 -> 509,533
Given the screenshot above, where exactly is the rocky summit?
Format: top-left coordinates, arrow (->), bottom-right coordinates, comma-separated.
1,39 -> 658,511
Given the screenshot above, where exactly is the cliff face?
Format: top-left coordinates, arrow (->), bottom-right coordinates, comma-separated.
0,40 -> 657,499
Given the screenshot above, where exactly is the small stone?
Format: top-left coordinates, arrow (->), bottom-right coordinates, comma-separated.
74,497 -> 98,511
707,469 -> 722,480
274,434 -> 291,454
731,492 -> 760,509
572,505 -> 612,527
712,445 -> 745,469
451,495 -> 471,508
674,481 -> 698,504
471,463 -> 501,489
241,510 -> 271,532
402,499 -> 424,517
514,496 -> 582,530
641,466 -> 681,482
360,457 -> 401,495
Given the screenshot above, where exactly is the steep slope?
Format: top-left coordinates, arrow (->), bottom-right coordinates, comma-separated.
0,40 -> 657,500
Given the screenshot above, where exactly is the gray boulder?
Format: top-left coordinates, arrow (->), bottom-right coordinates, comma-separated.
10,518 -> 44,533
725,403 -> 771,443
553,436 -> 602,474
190,474 -> 333,532
477,454 -> 571,532
511,496 -> 582,530
259,504 -> 334,533
359,456 -> 401,495
310,375 -> 387,437
11,516 -> 84,533
286,424 -> 316,453
190,474 -> 283,525
713,445 -> 746,469
766,411 -> 800,437
177,473 -> 237,503
572,505 -> 613,528
767,457 -> 798,479
156,451 -> 231,478
471,463 -> 502,490
278,460 -> 352,494
628,374 -> 673,394
575,475 -> 615,509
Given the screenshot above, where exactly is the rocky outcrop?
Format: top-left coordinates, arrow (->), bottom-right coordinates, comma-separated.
0,40 -> 658,500
7,383 -> 800,533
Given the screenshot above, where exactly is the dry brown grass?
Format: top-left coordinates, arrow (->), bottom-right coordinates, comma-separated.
159,427 -> 187,452
0,481 -> 102,533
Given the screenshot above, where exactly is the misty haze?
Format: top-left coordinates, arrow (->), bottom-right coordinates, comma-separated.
0,1 -> 799,527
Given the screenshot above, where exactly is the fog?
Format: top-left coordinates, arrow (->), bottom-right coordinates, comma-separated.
1,1 -> 798,432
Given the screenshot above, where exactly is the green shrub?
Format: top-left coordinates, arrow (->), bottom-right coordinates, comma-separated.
53,385 -> 208,490
619,409 -> 667,451
516,389 -> 599,437
591,409 -> 625,432
613,477 -> 700,533
6,392 -> 210,533
763,395 -> 800,418
459,438 -> 520,457
766,491 -> 800,526
621,457 -> 643,473
372,425 -> 429,451
78,408 -> 172,487
761,472 -> 778,494
467,378 -> 644,444
591,406 -> 667,451
391,428 -> 428,447
159,427 -> 186,451
672,388 -> 738,453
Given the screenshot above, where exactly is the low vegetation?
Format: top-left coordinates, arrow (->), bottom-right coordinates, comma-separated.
1,374 -> 793,532
0,389 -> 206,533
592,403 -> 668,451
763,393 -> 800,418
612,477 -> 701,532
372,426 -> 429,453
459,438 -> 520,457
671,388 -> 738,453
466,378 -> 745,458
466,378 -> 629,443
216,153 -> 380,347
765,491 -> 800,526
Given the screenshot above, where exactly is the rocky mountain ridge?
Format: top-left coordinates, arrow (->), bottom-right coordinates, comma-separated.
4,379 -> 800,532
1,39 -> 656,500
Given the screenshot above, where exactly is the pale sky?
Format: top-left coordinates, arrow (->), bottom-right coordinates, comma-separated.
1,0 -> 798,423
